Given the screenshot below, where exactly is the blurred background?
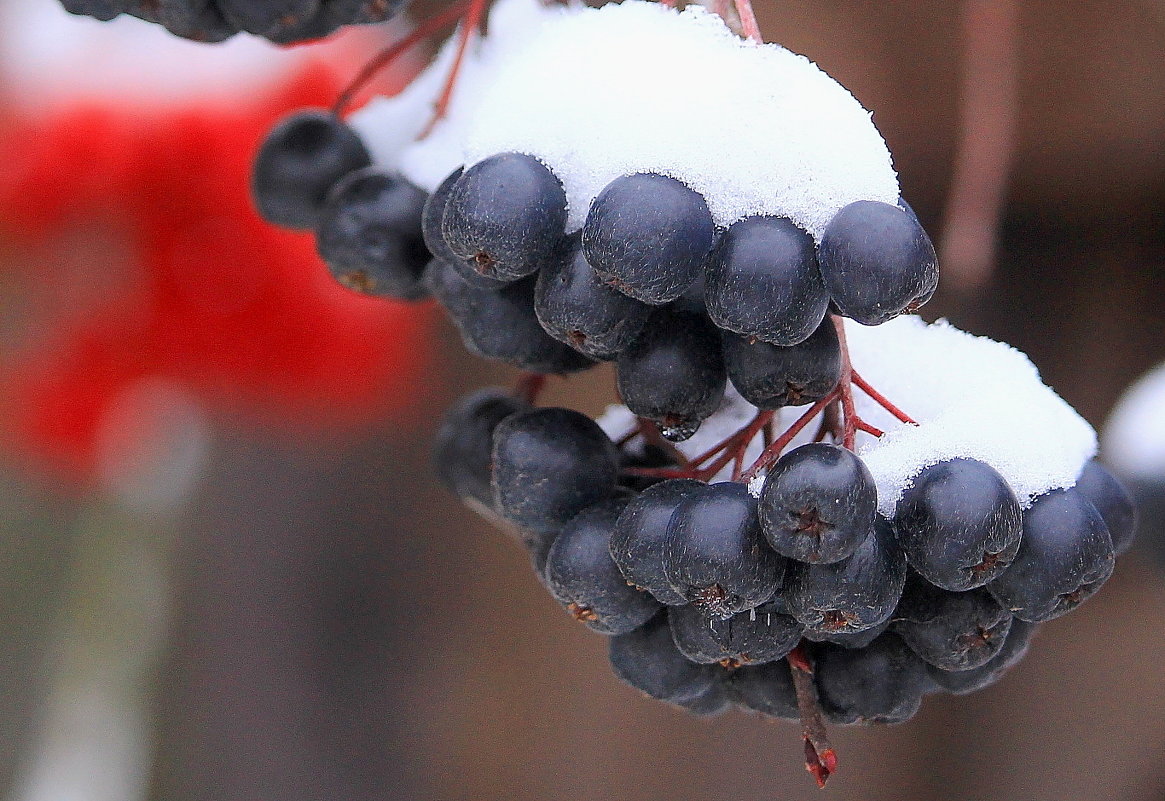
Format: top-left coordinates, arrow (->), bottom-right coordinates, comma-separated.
0,1 -> 1162,800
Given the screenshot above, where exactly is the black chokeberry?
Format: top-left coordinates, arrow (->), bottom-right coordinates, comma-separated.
545,493 -> 662,635
442,152 -> 567,282
316,167 -> 430,300
815,632 -> 931,725
492,407 -> 619,534
893,459 -> 1023,591
987,488 -> 1114,622
252,109 -> 370,229
616,307 -> 726,441
892,576 -> 1013,672
759,443 -> 878,564
722,317 -> 840,410
535,235 -> 653,360
664,482 -> 786,618
425,260 -> 595,374
609,478 -> 705,606
582,173 -> 715,305
706,215 -> 828,346
818,200 -> 938,326
432,388 -> 529,515
668,597 -> 802,666
784,516 -> 906,635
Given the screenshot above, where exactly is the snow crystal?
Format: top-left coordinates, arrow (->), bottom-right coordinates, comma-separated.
601,316 -> 1097,516
355,0 -> 899,237
1103,362 -> 1165,480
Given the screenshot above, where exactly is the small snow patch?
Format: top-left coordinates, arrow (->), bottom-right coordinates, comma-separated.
354,0 -> 898,237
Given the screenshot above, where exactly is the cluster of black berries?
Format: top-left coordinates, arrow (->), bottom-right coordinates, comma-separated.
60,0 -> 408,43
434,391 -> 1135,724
252,113 -> 941,442
250,107 -> 1137,755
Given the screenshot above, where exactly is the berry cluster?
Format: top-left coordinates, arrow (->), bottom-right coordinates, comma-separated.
245,0 -> 1138,783
58,0 -> 409,43
432,382 -> 1134,781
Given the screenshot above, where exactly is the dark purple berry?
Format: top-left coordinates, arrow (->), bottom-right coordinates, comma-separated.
1074,459 -> 1137,555
784,516 -> 906,635
722,317 -> 841,410
609,479 -> 705,605
608,613 -> 720,705
424,260 -> 595,374
616,307 -> 726,441
492,407 -> 619,535
664,482 -> 786,618
535,235 -> 653,360
815,632 -> 930,725
892,576 -> 1013,671
818,200 -> 938,325
894,458 -> 1023,591
987,488 -> 1114,622
759,443 -> 878,564
546,494 -> 662,635
316,167 -> 430,300
706,215 -> 828,346
582,173 -> 715,304
668,598 -> 802,666
432,387 -> 529,515
442,153 -> 567,282
252,109 -> 370,229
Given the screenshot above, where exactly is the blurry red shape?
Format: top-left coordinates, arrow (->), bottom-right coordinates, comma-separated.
0,28 -> 436,484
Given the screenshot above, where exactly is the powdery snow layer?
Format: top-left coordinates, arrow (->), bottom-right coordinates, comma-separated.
1103,361 -> 1165,479
598,316 -> 1097,516
354,0 -> 899,237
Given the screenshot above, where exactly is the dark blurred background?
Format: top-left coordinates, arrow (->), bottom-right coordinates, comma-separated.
1,2 -> 1163,801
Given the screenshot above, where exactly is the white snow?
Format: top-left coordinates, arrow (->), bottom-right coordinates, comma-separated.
598,316 -> 1098,515
843,317 -> 1095,514
1103,362 -> 1165,479
354,0 -> 899,237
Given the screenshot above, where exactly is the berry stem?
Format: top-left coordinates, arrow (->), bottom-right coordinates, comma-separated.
738,390 -> 839,483
639,418 -> 692,467
331,0 -> 470,117
787,644 -> 838,788
733,0 -> 763,42
688,410 -> 773,469
514,372 -> 547,405
832,315 -> 859,450
419,0 -> 489,137
851,370 -> 918,425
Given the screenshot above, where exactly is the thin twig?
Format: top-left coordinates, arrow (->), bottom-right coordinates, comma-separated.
419,0 -> 489,137
788,645 -> 838,788
851,371 -> 917,425
513,372 -> 546,405
732,0 -> 763,41
332,0 -> 470,116
939,0 -> 1020,292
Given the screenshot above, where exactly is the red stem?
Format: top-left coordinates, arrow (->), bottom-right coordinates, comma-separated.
832,315 -> 858,450
739,390 -> 839,483
332,0 -> 470,116
851,371 -> 917,425
514,372 -> 546,405
733,0 -> 763,42
788,644 -> 837,788
419,0 -> 489,137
